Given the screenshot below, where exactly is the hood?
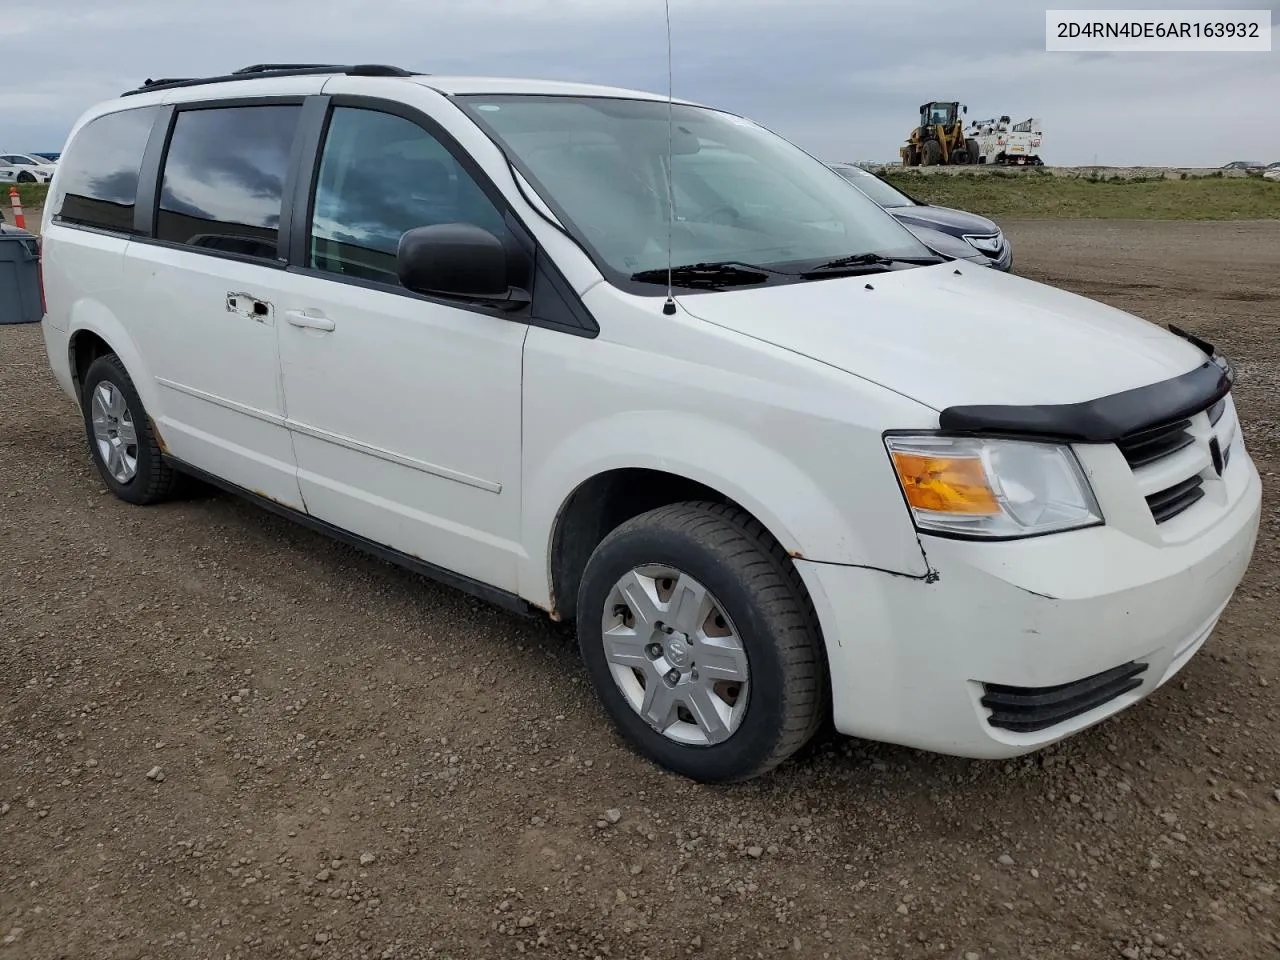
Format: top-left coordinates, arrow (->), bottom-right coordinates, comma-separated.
891,204 -> 998,236
675,262 -> 1207,411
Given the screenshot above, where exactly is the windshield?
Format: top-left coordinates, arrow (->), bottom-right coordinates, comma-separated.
925,105 -> 954,125
830,165 -> 915,209
457,95 -> 934,287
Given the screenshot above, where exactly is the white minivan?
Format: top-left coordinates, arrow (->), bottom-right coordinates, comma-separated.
38,64 -> 1261,783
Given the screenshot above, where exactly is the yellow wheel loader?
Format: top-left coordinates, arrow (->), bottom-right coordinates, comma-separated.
900,101 -> 979,167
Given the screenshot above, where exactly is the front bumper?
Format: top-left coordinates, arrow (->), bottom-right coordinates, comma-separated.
794,451 -> 1261,759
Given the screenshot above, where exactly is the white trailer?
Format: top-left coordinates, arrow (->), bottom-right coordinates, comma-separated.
964,116 -> 1044,166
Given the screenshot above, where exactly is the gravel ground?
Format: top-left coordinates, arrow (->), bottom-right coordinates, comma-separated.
1,220 -> 1278,960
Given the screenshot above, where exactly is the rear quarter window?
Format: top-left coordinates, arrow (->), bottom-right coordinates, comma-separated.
51,105 -> 162,234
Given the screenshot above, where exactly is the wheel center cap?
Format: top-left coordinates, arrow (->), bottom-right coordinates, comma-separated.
665,635 -> 690,668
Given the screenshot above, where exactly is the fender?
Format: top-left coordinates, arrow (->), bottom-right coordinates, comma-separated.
518,409 -> 933,609
66,300 -> 161,417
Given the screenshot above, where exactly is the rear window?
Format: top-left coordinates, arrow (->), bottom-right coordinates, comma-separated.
52,105 -> 161,234
156,104 -> 301,261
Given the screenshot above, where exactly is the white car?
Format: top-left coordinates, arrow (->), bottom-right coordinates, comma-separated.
37,64 -> 1261,783
0,153 -> 57,183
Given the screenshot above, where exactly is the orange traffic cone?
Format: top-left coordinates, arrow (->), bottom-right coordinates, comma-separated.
8,186 -> 26,231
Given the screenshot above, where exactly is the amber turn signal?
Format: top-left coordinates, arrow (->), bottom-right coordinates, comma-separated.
889,451 -> 1000,515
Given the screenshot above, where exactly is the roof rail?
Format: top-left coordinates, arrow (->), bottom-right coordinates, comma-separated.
232,63 -> 350,74
121,63 -> 419,97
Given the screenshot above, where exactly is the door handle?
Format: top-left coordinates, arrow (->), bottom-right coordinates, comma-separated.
284,310 -> 335,332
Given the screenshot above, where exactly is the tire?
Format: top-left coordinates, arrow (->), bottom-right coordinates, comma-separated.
922,140 -> 942,166
903,145 -> 920,167
965,139 -> 980,163
80,353 -> 178,505
952,149 -> 969,165
576,501 -> 828,784
16,171 -> 35,183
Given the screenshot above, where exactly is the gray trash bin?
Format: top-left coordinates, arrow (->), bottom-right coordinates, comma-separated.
0,222 -> 42,325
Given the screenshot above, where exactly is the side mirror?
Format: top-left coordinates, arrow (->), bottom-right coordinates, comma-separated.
396,223 -> 529,310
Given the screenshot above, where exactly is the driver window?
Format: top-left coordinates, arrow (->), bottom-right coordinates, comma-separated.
310,107 -> 506,285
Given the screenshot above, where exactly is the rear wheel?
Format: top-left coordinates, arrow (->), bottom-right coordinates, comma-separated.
922,140 -> 943,166
80,354 -> 179,505
576,501 -> 828,783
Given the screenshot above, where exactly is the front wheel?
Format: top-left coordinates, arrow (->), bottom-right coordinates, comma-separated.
16,171 -> 35,183
576,501 -> 828,783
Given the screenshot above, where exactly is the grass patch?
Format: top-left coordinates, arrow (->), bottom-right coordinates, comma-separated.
879,172 -> 1280,220
2,182 -> 49,208
9,175 -> 1280,223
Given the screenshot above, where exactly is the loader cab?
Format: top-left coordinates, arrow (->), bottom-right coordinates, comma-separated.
921,102 -> 966,128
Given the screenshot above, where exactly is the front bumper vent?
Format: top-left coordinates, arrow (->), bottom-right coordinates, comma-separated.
980,661 -> 1149,733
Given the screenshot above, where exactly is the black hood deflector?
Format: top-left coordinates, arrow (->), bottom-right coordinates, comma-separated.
937,325 -> 1234,442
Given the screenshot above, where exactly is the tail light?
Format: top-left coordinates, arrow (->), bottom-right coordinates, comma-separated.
37,237 -> 46,315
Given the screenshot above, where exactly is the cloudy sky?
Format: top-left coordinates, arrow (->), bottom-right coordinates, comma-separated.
3,0 -> 1277,166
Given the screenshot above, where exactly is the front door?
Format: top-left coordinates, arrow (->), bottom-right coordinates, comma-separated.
123,100 -> 311,510
274,103 -> 527,591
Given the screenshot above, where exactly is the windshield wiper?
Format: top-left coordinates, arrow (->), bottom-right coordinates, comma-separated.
630,261 -> 773,289
799,252 -> 943,277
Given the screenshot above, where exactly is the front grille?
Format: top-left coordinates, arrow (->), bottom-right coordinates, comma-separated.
1109,392 -> 1234,528
1115,418 -> 1194,468
1146,475 -> 1205,523
963,233 -> 1004,256
981,661 -> 1149,733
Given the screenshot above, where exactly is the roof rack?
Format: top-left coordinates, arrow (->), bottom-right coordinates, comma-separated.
120,63 -> 419,97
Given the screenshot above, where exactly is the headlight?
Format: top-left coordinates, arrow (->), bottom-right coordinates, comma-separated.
884,434 -> 1102,539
